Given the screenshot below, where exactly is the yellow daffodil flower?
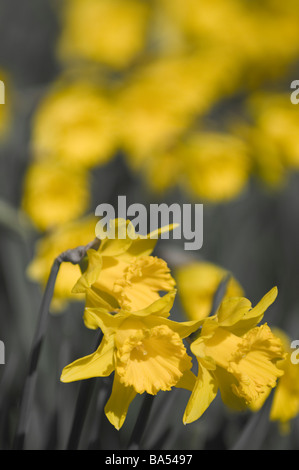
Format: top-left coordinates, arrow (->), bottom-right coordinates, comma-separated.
175,261 -> 244,322
139,129 -> 251,201
27,215 -> 98,311
72,219 -> 177,328
22,160 -> 90,232
31,79 -> 118,169
161,0 -> 299,85
61,291 -> 200,430
231,121 -> 286,190
247,93 -> 299,171
183,287 -> 286,424
57,0 -> 149,69
117,53 -> 223,167
232,92 -> 299,190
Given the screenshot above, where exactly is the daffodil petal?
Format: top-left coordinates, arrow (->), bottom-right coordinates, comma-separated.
98,219 -> 133,256
244,286 -> 278,323
72,249 -> 102,294
127,238 -> 157,257
225,287 -> 278,336
213,367 -> 248,411
85,286 -> 118,313
183,364 -> 218,424
104,373 -> 137,430
126,223 -> 179,257
176,369 -> 197,392
132,290 -> 176,318
158,317 -> 203,339
84,307 -> 122,334
217,297 -> 252,327
99,237 -> 133,257
60,336 -> 115,383
147,223 -> 180,240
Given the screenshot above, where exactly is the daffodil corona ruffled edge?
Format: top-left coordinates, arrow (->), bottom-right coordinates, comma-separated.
61,291 -> 200,430
183,287 -> 286,424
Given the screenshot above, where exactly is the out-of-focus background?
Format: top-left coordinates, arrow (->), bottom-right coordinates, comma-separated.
1,0 -> 299,450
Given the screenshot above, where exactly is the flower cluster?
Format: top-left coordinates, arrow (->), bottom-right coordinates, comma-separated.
21,0 -> 299,230
21,0 -> 299,312
60,220 -> 287,430
11,0 -> 299,437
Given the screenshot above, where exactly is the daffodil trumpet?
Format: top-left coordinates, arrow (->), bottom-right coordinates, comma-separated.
61,291 -> 202,430
183,287 -> 286,424
72,218 -> 178,321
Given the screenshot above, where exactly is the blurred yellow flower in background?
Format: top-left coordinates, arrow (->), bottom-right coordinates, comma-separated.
117,55 -> 201,166
175,261 -> 244,322
160,0 -> 299,85
57,0 -> 149,69
142,148 -> 183,194
2,0 -> 299,451
22,160 -> 90,232
0,69 -> 12,140
231,122 -> 286,190
179,132 -> 251,202
117,51 -> 238,169
231,92 -> 299,190
121,126 -> 251,203
183,287 -> 285,424
27,0 -> 299,208
269,329 -> 299,433
27,215 -> 98,311
61,291 -> 200,430
31,79 -> 118,169
247,93 -> 299,170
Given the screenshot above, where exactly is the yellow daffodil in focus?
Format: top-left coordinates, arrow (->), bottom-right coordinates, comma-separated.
269,329 -> 299,433
175,262 -> 244,322
22,160 -> 90,232
179,132 -> 250,202
72,219 -> 176,328
27,215 -> 98,311
61,291 -> 200,430
183,287 -> 285,424
57,0 -> 149,69
31,80 -> 118,169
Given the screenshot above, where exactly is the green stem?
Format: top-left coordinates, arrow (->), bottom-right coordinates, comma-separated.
66,332 -> 103,450
127,394 -> 155,450
13,238 -> 101,450
13,257 -> 61,450
231,391 -> 273,450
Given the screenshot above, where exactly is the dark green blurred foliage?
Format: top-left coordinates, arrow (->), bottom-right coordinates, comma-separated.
0,0 -> 299,450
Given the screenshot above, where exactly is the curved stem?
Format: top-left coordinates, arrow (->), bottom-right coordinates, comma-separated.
127,394 -> 155,450
13,257 -> 61,449
66,331 -> 103,450
13,238 -> 101,449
